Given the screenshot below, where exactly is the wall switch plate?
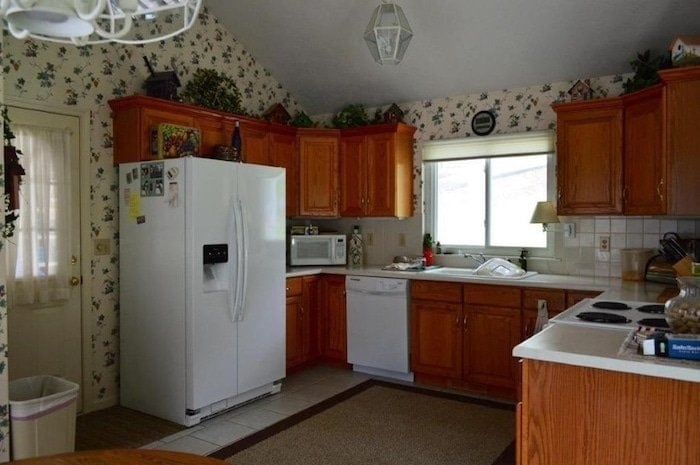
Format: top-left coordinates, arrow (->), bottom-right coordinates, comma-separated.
563,223 -> 576,238
366,232 -> 374,246
398,233 -> 406,247
94,238 -> 111,256
599,236 -> 610,252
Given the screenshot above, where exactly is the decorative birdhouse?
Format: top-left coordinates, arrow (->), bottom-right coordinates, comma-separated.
669,35 -> 700,67
383,103 -> 404,123
567,79 -> 593,102
263,103 -> 292,124
143,57 -> 181,101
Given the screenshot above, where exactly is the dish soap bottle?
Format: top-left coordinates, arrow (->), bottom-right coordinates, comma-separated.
349,225 -> 364,267
422,233 -> 434,267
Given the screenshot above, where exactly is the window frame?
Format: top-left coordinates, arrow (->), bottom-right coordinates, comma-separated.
422,131 -> 557,259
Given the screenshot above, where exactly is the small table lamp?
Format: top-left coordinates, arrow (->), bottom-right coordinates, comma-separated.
530,201 -> 560,232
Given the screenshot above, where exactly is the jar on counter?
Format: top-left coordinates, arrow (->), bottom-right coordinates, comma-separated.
665,276 -> 700,334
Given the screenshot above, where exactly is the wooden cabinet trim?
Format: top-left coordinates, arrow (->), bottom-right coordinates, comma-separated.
411,280 -> 463,303
463,284 -> 522,307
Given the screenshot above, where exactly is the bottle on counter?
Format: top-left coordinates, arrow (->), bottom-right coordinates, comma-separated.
435,241 -> 442,255
422,233 -> 434,267
349,225 -> 364,267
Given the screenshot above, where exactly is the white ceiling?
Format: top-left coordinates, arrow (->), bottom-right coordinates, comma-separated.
205,0 -> 700,115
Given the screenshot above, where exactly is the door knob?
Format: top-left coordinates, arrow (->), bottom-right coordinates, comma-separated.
70,276 -> 81,286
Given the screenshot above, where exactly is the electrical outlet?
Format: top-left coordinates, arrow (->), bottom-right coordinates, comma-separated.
366,232 -> 374,246
599,236 -> 610,252
398,233 -> 406,247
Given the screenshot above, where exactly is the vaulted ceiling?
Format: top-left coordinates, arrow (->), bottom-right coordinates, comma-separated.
205,0 -> 700,115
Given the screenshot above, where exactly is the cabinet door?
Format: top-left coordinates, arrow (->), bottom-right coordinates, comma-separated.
241,121 -> 271,166
270,131 -> 298,217
365,133 -> 396,216
302,275 -> 320,360
410,300 -> 462,378
463,305 -> 521,389
285,294 -> 304,370
623,86 -> 666,215
339,135 -> 366,216
298,134 -> 339,217
554,100 -> 623,215
321,275 -> 346,362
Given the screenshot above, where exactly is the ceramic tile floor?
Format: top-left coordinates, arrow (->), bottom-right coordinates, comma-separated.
140,365 -> 370,455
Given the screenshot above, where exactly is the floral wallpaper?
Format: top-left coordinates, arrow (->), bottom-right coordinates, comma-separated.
0,30 -> 9,459
2,7 -> 302,415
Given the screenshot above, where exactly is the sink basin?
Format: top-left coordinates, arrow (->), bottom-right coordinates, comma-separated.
424,267 -> 538,280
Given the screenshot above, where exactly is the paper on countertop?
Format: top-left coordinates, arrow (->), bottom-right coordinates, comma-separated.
382,262 -> 422,271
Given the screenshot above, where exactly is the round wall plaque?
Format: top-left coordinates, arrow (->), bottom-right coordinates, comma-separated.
471,110 -> 496,136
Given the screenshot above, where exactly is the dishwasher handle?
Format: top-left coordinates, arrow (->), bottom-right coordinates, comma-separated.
346,289 -> 407,297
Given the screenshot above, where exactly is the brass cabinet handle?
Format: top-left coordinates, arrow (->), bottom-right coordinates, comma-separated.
455,316 -> 461,328
463,316 -> 468,332
657,178 -> 664,201
70,276 -> 80,286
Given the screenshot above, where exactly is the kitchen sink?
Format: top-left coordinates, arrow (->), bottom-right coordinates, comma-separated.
423,267 -> 538,280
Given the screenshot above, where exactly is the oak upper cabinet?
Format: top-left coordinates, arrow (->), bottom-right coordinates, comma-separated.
269,127 -> 298,217
298,129 -> 340,217
622,85 -> 666,215
339,123 -> 415,217
553,98 -> 624,215
463,284 -> 522,391
320,274 -> 346,363
410,281 -> 463,378
240,119 -> 271,166
659,66 -> 700,215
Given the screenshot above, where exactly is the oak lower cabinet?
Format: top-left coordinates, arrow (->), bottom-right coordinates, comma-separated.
410,281 -> 463,378
285,276 -> 320,372
411,281 -> 521,398
463,284 -> 522,392
553,98 -> 624,215
339,123 -> 415,217
319,274 -> 346,363
298,129 -> 340,217
518,359 -> 700,465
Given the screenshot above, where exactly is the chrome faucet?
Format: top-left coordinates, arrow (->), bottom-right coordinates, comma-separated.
464,253 -> 486,266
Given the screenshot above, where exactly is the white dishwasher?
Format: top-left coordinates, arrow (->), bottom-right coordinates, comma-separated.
346,276 -> 413,381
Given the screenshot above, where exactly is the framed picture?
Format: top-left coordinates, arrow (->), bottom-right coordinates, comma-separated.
152,123 -> 200,159
471,111 -> 496,136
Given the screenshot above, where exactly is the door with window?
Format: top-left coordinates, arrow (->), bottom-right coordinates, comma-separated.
5,106 -> 82,408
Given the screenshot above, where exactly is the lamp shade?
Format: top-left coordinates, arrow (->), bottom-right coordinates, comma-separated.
530,201 -> 560,225
364,1 -> 412,65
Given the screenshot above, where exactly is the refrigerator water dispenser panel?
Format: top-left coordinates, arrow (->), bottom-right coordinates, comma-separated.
203,244 -> 228,264
203,244 -> 230,292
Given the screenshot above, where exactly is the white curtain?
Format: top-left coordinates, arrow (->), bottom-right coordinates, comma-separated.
6,123 -> 73,306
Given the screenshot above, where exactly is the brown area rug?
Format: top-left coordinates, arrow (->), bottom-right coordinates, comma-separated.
76,405 -> 186,450
210,380 -> 515,465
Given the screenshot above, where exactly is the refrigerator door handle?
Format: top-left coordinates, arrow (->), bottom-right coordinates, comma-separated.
236,199 -> 249,322
228,195 -> 239,323
233,197 -> 246,321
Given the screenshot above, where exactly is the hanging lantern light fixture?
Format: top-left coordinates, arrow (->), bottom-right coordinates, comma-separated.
0,0 -> 202,46
363,0 -> 413,65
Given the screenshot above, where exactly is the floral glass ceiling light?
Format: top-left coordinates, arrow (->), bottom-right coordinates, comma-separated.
363,0 -> 413,65
0,0 -> 202,46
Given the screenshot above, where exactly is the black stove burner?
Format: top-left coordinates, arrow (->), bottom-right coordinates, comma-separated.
636,304 -> 665,314
591,301 -> 631,310
637,318 -> 670,329
576,312 -> 631,324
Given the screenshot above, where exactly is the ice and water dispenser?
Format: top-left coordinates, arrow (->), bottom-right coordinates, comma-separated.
202,244 -> 229,292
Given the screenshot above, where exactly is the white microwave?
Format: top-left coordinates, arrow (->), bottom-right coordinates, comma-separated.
289,234 -> 347,266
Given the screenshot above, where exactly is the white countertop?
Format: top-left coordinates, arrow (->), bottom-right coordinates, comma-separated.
286,265 -> 668,302
513,323 -> 700,383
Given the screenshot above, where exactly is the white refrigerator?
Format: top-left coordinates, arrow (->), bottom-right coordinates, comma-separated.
119,157 -> 286,426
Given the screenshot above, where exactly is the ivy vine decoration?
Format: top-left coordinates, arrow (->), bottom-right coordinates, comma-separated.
331,104 -> 370,128
2,106 -> 25,249
622,50 -> 671,94
290,111 -> 316,128
181,68 -> 243,114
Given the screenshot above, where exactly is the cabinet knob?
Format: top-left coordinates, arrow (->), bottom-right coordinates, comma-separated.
70,276 -> 81,286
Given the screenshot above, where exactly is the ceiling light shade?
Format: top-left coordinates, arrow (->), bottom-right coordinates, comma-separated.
530,201 -> 560,232
363,0 -> 412,65
0,0 -> 202,45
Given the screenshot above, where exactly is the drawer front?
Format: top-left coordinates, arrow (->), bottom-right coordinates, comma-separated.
464,284 -> 522,307
411,280 -> 463,303
286,277 -> 303,296
522,289 -> 567,313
